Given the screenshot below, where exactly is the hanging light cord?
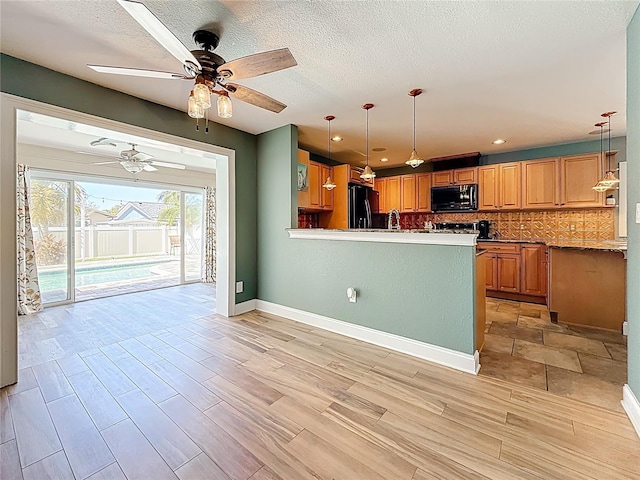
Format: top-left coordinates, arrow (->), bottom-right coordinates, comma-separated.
413,94 -> 417,151
607,114 -> 612,172
328,119 -> 331,162
366,107 -> 369,167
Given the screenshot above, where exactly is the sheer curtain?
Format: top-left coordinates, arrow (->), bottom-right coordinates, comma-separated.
17,164 -> 43,314
203,186 -> 216,283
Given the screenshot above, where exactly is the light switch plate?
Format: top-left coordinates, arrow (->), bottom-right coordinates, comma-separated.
636,203 -> 640,224
236,281 -> 244,293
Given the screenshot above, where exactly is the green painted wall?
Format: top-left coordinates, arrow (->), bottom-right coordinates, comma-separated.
376,136 -> 627,177
626,6 -> 640,398
257,126 -> 476,354
0,54 -> 257,303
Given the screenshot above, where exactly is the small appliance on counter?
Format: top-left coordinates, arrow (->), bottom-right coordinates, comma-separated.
434,222 -> 478,233
478,220 -> 491,239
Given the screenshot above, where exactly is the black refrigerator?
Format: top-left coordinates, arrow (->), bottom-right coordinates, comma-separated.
348,184 -> 379,229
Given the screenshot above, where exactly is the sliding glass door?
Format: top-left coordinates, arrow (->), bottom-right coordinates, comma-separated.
30,176 -> 73,304
30,173 -> 208,305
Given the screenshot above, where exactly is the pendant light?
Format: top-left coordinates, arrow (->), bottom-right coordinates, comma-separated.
360,103 -> 376,180
322,115 -> 337,190
599,111 -> 619,189
217,91 -> 233,119
405,88 -> 425,168
592,121 -> 609,192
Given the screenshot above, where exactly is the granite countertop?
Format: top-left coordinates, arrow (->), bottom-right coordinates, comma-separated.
478,238 -> 627,252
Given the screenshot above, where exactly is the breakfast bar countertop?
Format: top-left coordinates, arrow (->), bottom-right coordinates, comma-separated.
477,238 -> 627,252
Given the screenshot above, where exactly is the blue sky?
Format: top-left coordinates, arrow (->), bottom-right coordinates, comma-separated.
79,182 -> 168,210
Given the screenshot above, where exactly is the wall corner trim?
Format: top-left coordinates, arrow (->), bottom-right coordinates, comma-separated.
233,299 -> 257,316
622,384 -> 640,439
255,300 -> 478,374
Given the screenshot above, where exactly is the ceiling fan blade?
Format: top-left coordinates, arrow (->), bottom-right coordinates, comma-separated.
224,83 -> 286,113
149,161 -> 186,170
88,65 -> 188,79
91,161 -> 120,166
116,0 -> 201,69
142,164 -> 158,172
217,48 -> 297,81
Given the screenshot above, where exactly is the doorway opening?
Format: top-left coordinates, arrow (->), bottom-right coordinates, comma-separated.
30,175 -> 207,304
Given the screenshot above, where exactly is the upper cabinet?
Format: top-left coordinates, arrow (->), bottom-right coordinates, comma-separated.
479,162 -> 521,211
374,177 -> 387,213
522,158 -> 560,209
297,149 -> 333,211
432,167 -> 477,186
521,153 -> 609,209
559,153 -> 604,208
400,175 -> 416,212
386,176 -> 401,211
416,173 -> 432,212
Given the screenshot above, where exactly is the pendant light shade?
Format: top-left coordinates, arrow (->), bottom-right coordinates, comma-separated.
217,91 -> 233,118
406,88 -> 425,168
592,111 -> 619,191
323,115 -> 337,190
360,103 -> 376,180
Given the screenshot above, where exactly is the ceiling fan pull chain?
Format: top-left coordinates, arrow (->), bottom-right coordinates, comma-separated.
196,117 -> 200,131
205,110 -> 209,134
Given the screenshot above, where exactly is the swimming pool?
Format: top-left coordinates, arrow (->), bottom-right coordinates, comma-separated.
38,260 -> 177,291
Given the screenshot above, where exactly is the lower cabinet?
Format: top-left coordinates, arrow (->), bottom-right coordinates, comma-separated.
482,242 -> 547,301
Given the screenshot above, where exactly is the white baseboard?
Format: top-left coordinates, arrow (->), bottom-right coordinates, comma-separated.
623,321 -> 628,336
233,299 -> 256,315
255,300 -> 479,375
622,384 -> 640,439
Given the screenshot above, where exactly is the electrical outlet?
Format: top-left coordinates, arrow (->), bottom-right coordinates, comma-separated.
636,203 -> 640,224
570,224 -> 576,232
520,224 -> 524,230
235,281 -> 244,294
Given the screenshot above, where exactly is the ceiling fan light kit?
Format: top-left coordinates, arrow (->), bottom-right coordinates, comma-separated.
405,88 -> 425,168
89,0 -> 296,132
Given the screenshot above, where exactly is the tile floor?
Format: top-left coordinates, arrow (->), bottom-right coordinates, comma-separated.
479,298 -> 628,412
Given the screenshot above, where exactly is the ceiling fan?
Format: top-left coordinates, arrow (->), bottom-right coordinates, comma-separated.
92,143 -> 186,174
87,0 -> 297,130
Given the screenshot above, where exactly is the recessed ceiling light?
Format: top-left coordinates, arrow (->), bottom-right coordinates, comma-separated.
372,147 -> 386,152
331,135 -> 343,142
380,157 -> 389,162
492,139 -> 506,145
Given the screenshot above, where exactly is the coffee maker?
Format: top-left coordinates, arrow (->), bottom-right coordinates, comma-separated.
478,220 -> 491,239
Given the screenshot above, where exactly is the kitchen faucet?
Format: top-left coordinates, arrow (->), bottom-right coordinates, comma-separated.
388,209 -> 401,230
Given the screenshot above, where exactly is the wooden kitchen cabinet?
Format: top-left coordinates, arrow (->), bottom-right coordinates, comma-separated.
400,175 -> 416,212
480,241 -> 546,303
485,253 -> 498,291
386,176 -> 401,211
432,170 -> 453,187
522,158 -> 559,209
308,161 -> 321,209
432,167 -> 477,186
321,164 -> 334,210
416,173 -> 432,212
521,244 -> 547,296
479,162 -> 521,211
560,153 -> 604,208
299,157 -> 333,211
497,254 -> 521,293
374,177 -> 387,213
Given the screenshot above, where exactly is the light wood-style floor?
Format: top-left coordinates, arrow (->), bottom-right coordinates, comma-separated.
2,285 -> 639,479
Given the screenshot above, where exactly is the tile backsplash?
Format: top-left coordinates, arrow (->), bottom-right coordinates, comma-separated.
399,209 -> 615,241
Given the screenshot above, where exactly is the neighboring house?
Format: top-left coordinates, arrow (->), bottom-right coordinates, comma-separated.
85,208 -> 113,226
108,201 -> 170,227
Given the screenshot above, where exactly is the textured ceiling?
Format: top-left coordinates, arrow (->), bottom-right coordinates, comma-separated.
1,1 -> 638,168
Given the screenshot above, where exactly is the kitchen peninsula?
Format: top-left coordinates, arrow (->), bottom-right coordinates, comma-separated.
285,227 -> 483,374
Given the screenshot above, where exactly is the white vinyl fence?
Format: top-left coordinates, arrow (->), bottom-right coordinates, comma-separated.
33,226 -> 180,260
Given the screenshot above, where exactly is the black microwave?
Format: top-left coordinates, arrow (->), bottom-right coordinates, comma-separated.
431,184 -> 478,212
